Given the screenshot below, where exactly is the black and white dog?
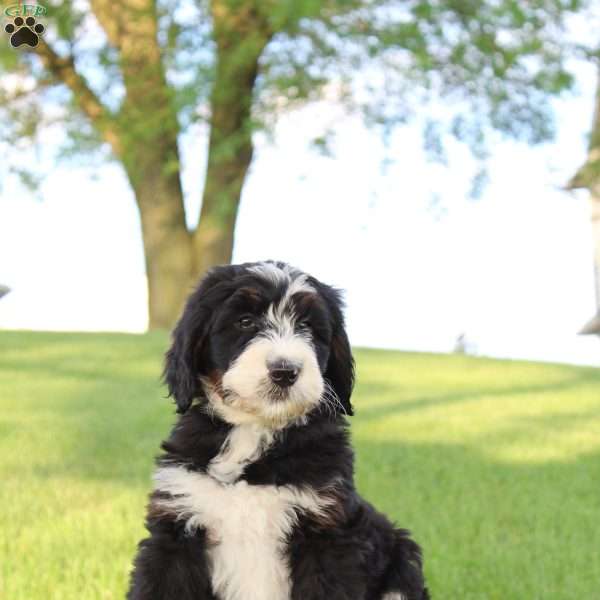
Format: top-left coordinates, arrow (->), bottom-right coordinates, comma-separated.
128,261 -> 430,600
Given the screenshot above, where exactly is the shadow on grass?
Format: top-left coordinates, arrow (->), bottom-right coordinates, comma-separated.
354,369 -> 600,423
1,331 -> 172,486
354,437 -> 600,599
0,331 -> 167,384
15,390 -> 600,599
6,398 -> 600,597
3,333 -> 599,598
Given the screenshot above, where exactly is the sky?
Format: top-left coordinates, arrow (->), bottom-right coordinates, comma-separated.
1,58 -> 600,367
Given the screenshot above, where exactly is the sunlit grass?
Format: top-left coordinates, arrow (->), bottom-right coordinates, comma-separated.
1,331 -> 599,599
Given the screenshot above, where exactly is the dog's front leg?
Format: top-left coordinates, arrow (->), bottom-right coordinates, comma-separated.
127,522 -> 216,600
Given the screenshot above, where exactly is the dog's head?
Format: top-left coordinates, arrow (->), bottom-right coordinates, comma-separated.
164,261 -> 354,427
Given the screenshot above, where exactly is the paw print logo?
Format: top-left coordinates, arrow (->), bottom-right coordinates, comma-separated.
5,16 -> 45,48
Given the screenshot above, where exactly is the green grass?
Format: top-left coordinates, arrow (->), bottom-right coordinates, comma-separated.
1,330 -> 599,599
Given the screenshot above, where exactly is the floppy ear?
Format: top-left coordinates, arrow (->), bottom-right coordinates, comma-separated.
164,311 -> 210,414
326,320 -> 355,416
163,268 -> 229,413
315,282 -> 355,416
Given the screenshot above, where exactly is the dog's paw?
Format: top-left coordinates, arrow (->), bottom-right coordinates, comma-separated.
4,16 -> 45,48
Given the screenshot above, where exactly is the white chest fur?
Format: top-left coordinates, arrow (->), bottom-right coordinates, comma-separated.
153,425 -> 331,600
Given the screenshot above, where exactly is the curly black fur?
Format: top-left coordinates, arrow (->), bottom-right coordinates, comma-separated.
128,262 -> 430,600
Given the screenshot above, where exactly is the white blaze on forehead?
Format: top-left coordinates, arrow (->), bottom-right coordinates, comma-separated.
282,272 -> 314,298
249,263 -> 316,338
266,275 -> 315,335
248,263 -> 314,303
248,262 -> 300,285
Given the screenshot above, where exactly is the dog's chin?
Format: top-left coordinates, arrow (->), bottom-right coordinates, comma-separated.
203,379 -> 322,428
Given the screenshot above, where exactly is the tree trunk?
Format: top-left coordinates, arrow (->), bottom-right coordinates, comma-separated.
192,2 -> 271,278
132,173 -> 194,330
569,66 -> 600,335
193,111 -> 254,278
97,0 -> 194,329
590,190 -> 600,308
579,187 -> 600,334
39,0 -> 272,328
121,96 -> 192,329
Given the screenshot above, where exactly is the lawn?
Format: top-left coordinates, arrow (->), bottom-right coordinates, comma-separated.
1,330 -> 599,599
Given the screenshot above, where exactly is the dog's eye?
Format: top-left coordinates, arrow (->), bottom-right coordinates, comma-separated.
238,316 -> 257,330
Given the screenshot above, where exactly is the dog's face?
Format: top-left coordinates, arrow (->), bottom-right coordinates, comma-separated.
165,262 -> 354,427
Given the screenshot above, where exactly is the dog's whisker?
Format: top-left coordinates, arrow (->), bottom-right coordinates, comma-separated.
322,381 -> 348,416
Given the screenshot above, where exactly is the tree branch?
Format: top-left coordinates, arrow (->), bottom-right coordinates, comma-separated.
567,64 -> 600,190
35,40 -> 122,156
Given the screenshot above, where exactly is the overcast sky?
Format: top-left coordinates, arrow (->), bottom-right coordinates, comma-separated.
1,57 -> 599,366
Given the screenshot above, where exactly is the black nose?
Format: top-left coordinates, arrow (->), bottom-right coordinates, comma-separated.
268,360 -> 300,388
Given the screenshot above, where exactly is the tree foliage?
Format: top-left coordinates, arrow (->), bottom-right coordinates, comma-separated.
0,0 -> 592,327
1,0 -> 588,173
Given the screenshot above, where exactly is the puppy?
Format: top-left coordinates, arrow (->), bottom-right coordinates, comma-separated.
128,261 -> 430,600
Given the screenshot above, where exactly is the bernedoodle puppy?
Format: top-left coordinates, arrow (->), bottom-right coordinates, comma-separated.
128,261 -> 430,600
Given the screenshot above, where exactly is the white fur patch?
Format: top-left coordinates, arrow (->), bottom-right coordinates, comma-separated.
249,263 -> 314,306
213,331 -> 323,428
278,273 -> 314,310
248,262 -> 297,285
153,463 -> 333,600
207,424 -> 273,484
382,593 -> 406,600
